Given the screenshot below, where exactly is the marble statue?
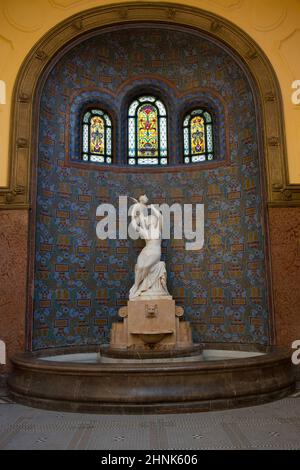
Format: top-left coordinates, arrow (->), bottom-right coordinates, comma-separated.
129,195 -> 170,300
109,194 -> 193,351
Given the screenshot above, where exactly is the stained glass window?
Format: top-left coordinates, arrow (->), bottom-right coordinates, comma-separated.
183,109 -> 213,163
128,96 -> 168,165
82,109 -> 112,164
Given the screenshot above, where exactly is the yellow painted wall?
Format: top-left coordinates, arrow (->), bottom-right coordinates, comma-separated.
0,0 -> 300,186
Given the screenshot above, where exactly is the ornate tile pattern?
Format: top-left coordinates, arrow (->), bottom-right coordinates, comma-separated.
33,27 -> 269,349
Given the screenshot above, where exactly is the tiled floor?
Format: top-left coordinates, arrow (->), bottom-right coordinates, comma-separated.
0,387 -> 300,450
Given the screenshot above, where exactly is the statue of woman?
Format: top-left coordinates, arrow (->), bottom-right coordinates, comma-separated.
129,195 -> 170,300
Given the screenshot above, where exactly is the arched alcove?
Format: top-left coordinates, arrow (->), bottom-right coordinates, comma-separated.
1,2 -> 295,351
27,21 -> 274,350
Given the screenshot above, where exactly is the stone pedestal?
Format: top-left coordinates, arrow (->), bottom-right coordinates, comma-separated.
110,297 -> 193,351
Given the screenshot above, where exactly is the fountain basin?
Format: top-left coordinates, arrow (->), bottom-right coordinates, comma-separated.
8,343 -> 295,414
131,331 -> 173,345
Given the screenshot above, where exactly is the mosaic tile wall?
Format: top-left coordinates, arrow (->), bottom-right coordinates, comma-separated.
33,27 -> 269,349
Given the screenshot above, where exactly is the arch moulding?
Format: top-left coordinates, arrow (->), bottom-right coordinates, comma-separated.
0,1 -> 299,209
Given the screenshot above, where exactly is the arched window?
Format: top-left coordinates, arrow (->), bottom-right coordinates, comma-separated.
82,109 -> 112,164
128,96 -> 168,165
183,109 -> 213,163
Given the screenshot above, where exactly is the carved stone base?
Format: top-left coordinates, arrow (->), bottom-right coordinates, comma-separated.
110,298 -> 193,351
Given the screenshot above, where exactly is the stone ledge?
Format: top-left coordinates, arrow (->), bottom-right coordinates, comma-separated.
8,344 -> 295,414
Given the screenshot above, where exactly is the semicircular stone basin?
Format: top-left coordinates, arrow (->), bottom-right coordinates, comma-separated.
131,331 -> 173,346
8,343 -> 295,414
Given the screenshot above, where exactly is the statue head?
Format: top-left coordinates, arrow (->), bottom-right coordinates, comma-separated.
139,194 -> 148,205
